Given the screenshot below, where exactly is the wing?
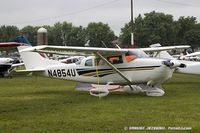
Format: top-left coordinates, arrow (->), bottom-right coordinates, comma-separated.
141,45 -> 190,52
184,52 -> 200,57
0,42 -> 30,51
11,63 -> 24,67
20,45 -> 128,56
0,42 -> 21,51
10,68 -> 45,77
20,45 -> 190,56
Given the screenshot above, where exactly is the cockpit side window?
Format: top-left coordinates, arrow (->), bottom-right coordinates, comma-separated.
129,50 -> 149,58
125,53 -> 136,62
107,55 -> 123,64
75,57 -> 84,65
95,58 -> 104,66
85,59 -> 93,66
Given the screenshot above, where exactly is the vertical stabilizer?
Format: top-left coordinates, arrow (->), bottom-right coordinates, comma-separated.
18,46 -> 63,69
13,36 -> 31,45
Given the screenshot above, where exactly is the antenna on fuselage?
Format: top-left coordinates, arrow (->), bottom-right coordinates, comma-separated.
85,40 -> 90,47
101,41 -> 108,48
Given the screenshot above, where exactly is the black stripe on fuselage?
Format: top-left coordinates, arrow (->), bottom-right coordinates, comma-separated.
76,65 -> 161,76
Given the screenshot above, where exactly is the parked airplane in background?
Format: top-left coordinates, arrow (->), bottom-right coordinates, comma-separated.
58,56 -> 85,64
0,36 -> 30,77
0,36 -> 31,51
0,42 -> 21,51
179,51 -> 200,61
150,43 -> 200,75
17,45 -> 188,97
0,57 -> 14,77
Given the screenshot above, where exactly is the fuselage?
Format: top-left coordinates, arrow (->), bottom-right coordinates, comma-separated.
40,56 -> 173,85
18,46 -> 175,86
176,60 -> 200,75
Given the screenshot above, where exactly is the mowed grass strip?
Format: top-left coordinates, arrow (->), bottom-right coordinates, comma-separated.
0,74 -> 199,133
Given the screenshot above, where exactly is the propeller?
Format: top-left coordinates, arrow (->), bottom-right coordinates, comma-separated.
162,60 -> 186,68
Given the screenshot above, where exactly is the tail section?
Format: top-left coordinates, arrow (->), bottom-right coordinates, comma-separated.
13,36 -> 31,45
18,46 -> 63,69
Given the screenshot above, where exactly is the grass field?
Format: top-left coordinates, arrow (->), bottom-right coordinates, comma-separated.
0,74 -> 200,133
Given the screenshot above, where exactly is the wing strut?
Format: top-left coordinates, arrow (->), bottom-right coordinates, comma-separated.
95,52 -> 135,91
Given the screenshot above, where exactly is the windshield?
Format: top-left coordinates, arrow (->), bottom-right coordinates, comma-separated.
128,49 -> 149,58
75,57 -> 84,65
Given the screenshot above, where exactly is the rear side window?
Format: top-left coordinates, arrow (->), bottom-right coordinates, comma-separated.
85,59 -> 93,66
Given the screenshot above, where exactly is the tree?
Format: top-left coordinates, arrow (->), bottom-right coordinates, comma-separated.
184,30 -> 200,48
85,22 -> 115,47
67,26 -> 86,46
20,26 -> 39,45
120,22 -> 133,47
49,22 -> 71,46
120,11 -> 179,47
176,16 -> 197,45
49,21 -> 87,46
0,25 -> 19,42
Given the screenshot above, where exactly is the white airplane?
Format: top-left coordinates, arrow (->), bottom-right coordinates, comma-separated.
0,40 -> 29,77
0,57 -> 14,64
150,43 -> 200,75
0,57 -> 14,77
58,56 -> 85,64
0,57 -> 25,77
17,45 -> 189,97
179,51 -> 200,61
0,42 -> 20,77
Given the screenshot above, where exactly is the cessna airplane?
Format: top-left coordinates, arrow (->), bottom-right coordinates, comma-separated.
17,45 -> 189,97
179,51 -> 200,61
0,57 -> 14,77
0,42 -> 21,51
150,43 -> 200,75
58,56 -> 85,64
0,42 -> 20,77
0,36 -> 30,77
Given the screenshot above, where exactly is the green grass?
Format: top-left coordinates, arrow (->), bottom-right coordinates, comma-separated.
0,74 -> 200,133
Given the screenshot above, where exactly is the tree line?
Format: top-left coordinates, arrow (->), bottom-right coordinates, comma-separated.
121,11 -> 200,48
1,11 -> 200,48
0,22 -> 115,47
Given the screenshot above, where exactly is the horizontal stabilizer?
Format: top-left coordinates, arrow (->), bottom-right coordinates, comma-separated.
10,68 -> 44,76
11,63 -> 24,67
15,68 -> 45,73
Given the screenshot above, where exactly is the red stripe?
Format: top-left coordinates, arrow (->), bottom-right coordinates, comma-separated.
0,42 -> 21,47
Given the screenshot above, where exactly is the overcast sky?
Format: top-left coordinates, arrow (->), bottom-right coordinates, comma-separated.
0,0 -> 200,35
